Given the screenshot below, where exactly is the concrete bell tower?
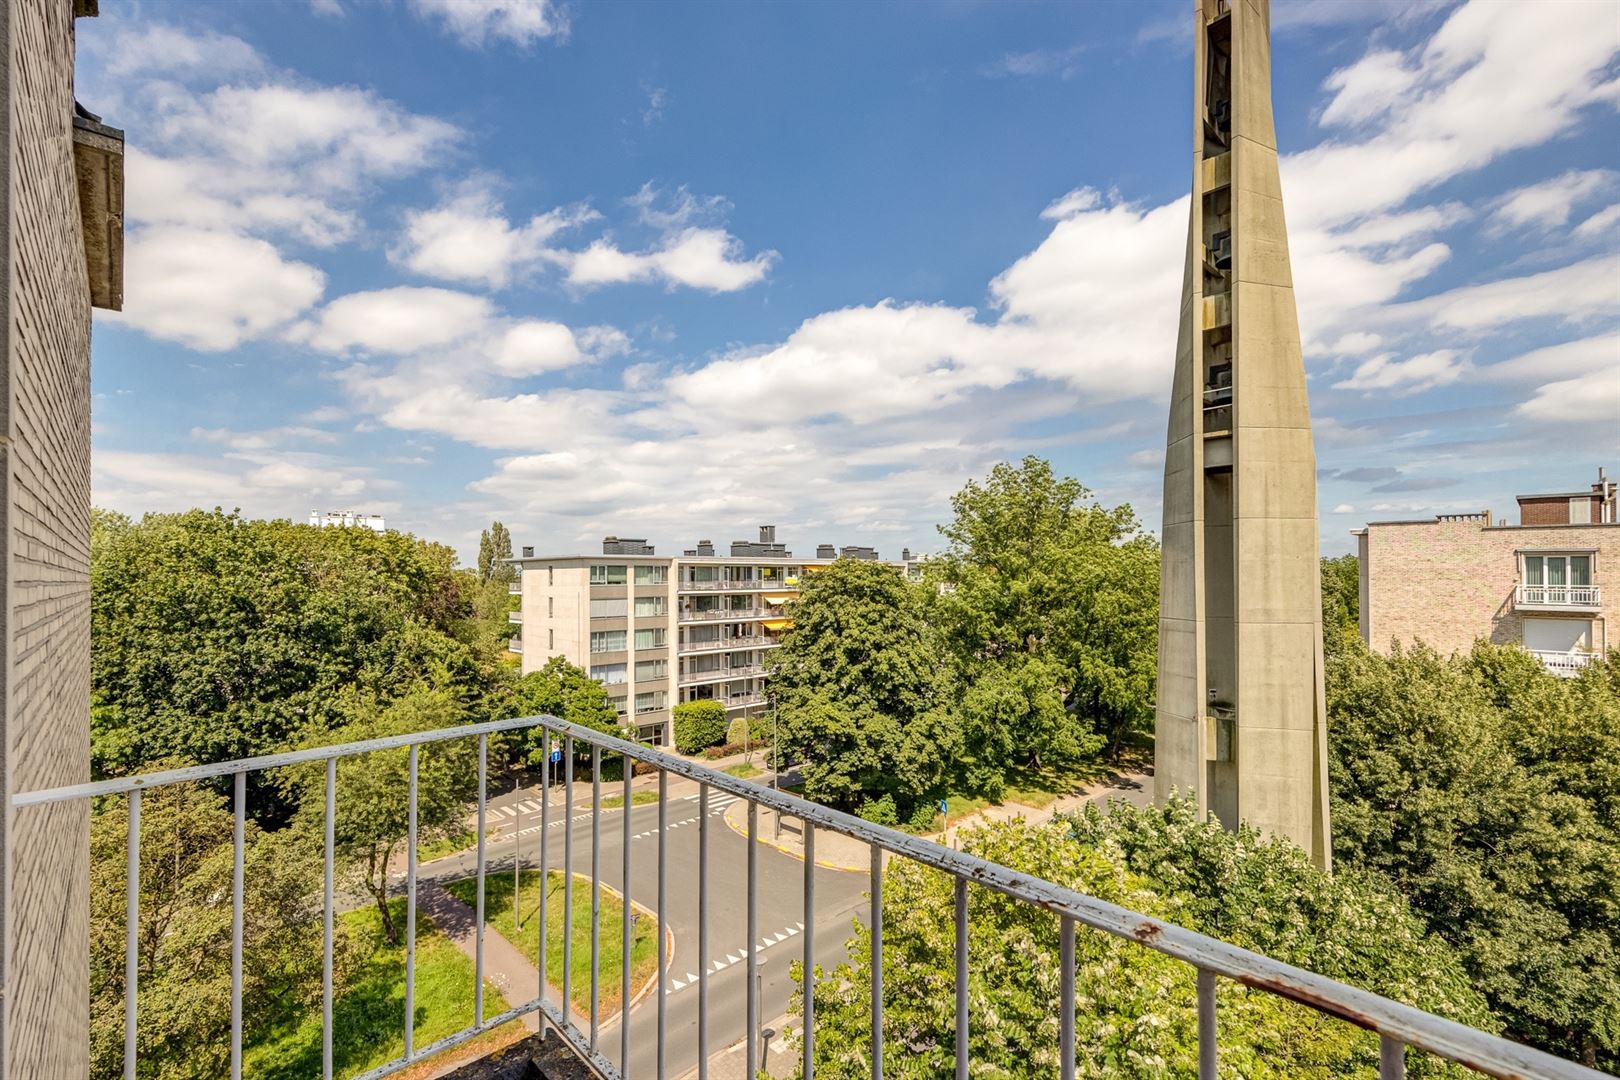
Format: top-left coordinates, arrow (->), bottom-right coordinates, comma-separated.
1155,0 -> 1332,870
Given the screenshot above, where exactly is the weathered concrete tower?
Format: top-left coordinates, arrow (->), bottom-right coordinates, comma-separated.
1155,0 -> 1332,869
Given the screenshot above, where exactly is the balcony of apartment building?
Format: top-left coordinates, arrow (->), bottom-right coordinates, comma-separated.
1514,552 -> 1600,612
678,633 -> 778,654
34,714 -> 1601,1080
679,660 -> 766,688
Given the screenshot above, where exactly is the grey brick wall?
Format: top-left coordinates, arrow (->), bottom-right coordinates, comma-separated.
1,0 -> 94,1074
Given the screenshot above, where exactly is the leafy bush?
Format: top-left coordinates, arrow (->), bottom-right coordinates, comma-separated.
856,794 -> 897,825
727,713 -> 767,747
673,700 -> 728,754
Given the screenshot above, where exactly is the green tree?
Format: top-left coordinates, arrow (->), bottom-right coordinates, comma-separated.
929,457 -> 1158,761
508,655 -> 623,768
1320,553 -> 1360,650
286,690 -> 478,945
89,776 -> 335,1080
768,559 -> 960,819
794,805 -> 1490,1079
90,510 -> 483,816
1327,641 -> 1620,1069
673,699 -> 728,754
476,520 -> 515,584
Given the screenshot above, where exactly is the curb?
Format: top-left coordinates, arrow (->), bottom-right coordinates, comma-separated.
720,800 -> 867,875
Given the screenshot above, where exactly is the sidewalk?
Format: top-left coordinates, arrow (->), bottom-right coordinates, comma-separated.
723,769 -> 1155,870
677,1014 -> 799,1080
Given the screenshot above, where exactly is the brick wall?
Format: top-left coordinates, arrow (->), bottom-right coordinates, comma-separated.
1,0 -> 93,1074
1362,518 -> 1619,657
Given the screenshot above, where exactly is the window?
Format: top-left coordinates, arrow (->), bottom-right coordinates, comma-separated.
636,691 -> 666,714
634,564 -> 668,585
610,695 -> 628,717
635,659 -> 667,681
590,663 -> 627,685
590,598 -> 627,619
590,564 -> 627,585
638,723 -> 666,746
548,629 -> 554,650
689,566 -> 719,584
590,630 -> 626,653
635,627 -> 667,650
634,596 -> 666,618
548,566 -> 554,585
548,596 -> 554,617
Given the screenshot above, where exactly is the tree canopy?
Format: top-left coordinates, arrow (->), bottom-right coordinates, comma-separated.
795,802 -> 1491,1080
928,456 -> 1158,759
1327,641 -> 1620,1069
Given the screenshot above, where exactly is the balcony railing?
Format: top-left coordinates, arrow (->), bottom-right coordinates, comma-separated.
677,579 -> 796,593
1531,649 -> 1597,678
10,714 -> 1604,1080
680,663 -> 765,687
678,634 -> 779,654
1516,583 -> 1601,609
508,636 -> 523,653
507,610 -> 523,624
678,607 -> 759,622
508,581 -> 522,595
724,694 -> 767,710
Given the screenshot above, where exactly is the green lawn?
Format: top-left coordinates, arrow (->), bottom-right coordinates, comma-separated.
445,869 -> 660,1016
244,901 -> 513,1080
600,790 -> 660,809
418,827 -> 476,862
723,762 -> 762,779
998,759 -> 1114,809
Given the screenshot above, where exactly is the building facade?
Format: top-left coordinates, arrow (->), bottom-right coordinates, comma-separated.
1156,0 -> 1332,869
510,527 -> 896,745
1,0 -> 122,1073
1357,470 -> 1619,677
309,508 -> 387,532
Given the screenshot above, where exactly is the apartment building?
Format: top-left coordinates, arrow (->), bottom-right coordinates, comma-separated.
510,527 -> 905,744
1356,468 -> 1619,676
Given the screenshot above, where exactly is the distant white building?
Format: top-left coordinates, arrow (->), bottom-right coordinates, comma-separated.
309,509 -> 387,532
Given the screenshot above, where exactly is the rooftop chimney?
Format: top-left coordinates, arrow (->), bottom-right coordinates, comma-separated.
521,546 -> 534,558
816,543 -> 835,559
760,524 -> 776,544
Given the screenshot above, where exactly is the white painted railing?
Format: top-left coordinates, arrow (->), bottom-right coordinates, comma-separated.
1516,584 -> 1601,608
1530,650 -> 1596,678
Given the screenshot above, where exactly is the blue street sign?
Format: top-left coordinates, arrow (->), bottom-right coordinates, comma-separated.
939,799 -> 949,814
550,748 -> 562,764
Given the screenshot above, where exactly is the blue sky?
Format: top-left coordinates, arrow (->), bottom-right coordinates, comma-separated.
79,0 -> 1619,563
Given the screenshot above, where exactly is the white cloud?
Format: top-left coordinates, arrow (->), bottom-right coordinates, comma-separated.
395,187 -> 594,288
310,0 -> 344,16
303,287 -> 494,354
1484,332 -> 1620,382
565,227 -> 777,292
1334,350 -> 1471,395
642,85 -> 668,127
1384,255 -> 1620,332
92,23 -> 264,81
1490,169 -> 1616,232
111,227 -> 325,351
94,449 -> 392,519
1574,203 -> 1620,240
1518,371 -> 1620,424
982,45 -> 1085,80
410,0 -> 568,47
493,321 -> 584,376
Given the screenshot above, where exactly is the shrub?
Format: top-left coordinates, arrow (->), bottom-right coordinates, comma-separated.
673,700 -> 728,754
726,714 -> 767,748
702,742 -> 745,760
856,794 -> 898,826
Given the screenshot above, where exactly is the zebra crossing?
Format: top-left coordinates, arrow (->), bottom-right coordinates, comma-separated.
664,921 -> 806,995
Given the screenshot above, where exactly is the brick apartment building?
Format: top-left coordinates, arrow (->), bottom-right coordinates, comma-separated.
1355,469 -> 1619,676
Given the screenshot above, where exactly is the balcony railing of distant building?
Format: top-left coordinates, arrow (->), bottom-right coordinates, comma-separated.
678,634 -> 779,654
724,693 -> 767,710
679,607 -> 760,623
1531,649 -> 1597,678
679,664 -> 766,688
508,636 -> 523,654
677,579 -> 797,593
13,714 -> 1602,1080
1516,583 -> 1601,609
508,610 -> 523,624
508,581 -> 522,595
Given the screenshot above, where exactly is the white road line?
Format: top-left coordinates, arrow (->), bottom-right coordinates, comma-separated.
666,922 -> 806,993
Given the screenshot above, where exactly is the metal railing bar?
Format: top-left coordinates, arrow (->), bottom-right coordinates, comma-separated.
698,784 -> 710,1080
539,731 -> 550,1039
590,745 -> 602,1051
871,844 -> 883,1080
1060,916 -> 1075,1080
124,789 -> 140,1080
657,768 -> 669,1080
533,716 -> 1604,1080
350,997 -> 581,1080
954,877 -> 967,1080
231,771 -> 245,1080
406,745 -> 418,1058
803,822 -> 816,1080
12,715 -> 547,806
514,764 -> 522,939
323,757 -> 335,1080
746,800 -> 758,1080
1382,1035 -> 1407,1080
622,752 -> 633,1076
475,734 -> 488,1027
563,736 -> 574,1026
1197,967 -> 1217,1080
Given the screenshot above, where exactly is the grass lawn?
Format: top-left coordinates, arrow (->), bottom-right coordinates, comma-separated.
723,762 -> 761,779
600,791 -> 660,809
418,826 -> 476,862
243,901 -> 515,1080
446,869 -> 660,1016
999,759 -> 1114,810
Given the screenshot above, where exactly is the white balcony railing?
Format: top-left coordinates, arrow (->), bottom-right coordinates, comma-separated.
679,607 -> 759,623
679,664 -> 765,687
677,579 -> 797,594
508,581 -> 522,595
508,636 -> 523,653
678,635 -> 779,654
1516,583 -> 1601,609
8,715 -> 1606,1080
1531,650 -> 1597,678
724,694 -> 767,710
508,610 -> 523,624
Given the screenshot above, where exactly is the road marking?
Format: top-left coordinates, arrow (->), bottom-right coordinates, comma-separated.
519,800 -> 540,812
666,922 -> 805,993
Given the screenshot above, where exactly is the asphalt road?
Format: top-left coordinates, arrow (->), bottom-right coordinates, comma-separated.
420,775 -> 868,1077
